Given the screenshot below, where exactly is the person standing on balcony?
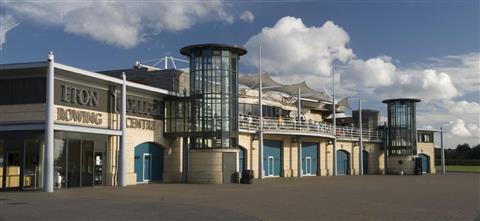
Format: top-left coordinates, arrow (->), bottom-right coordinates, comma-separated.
247,113 -> 253,130
278,115 -> 284,129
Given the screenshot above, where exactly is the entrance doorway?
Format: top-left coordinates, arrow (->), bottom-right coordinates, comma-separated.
418,154 -> 430,173
53,132 -> 107,189
362,150 -> 369,175
263,140 -> 281,177
267,156 -> 274,176
336,150 -> 350,175
305,157 -> 312,175
1,132 -> 44,191
134,142 -> 164,183
143,154 -> 152,182
302,142 -> 318,176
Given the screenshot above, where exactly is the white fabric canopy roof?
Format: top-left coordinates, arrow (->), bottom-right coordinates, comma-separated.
239,73 -> 330,102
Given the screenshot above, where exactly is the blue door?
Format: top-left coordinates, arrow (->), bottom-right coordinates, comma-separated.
302,142 -> 318,176
263,140 -> 281,177
239,147 -> 246,173
134,142 -> 164,182
362,150 -> 369,175
337,150 -> 350,175
419,154 -> 430,173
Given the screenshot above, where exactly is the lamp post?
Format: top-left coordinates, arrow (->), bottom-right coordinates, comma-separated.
332,65 -> 337,176
349,97 -> 363,175
440,124 -> 448,174
258,45 -> 264,179
297,87 -> 302,177
440,125 -> 445,174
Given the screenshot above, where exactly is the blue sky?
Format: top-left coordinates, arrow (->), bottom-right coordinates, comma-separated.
1,1 -> 478,70
0,0 -> 479,147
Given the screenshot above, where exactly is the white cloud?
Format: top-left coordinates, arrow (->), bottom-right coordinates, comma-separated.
242,16 -> 459,103
415,53 -> 480,94
243,17 -> 354,78
242,16 -> 479,148
346,57 -> 396,87
4,0 -> 233,48
374,69 -> 458,102
445,100 -> 480,114
0,14 -> 19,49
447,119 -> 479,137
239,10 -> 255,23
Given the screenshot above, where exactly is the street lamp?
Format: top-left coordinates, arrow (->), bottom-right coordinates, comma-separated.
439,121 -> 454,175
440,125 -> 445,174
332,65 -> 337,176
349,97 -> 364,176
258,44 -> 264,179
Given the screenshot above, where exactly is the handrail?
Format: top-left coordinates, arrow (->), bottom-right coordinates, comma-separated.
239,115 -> 383,142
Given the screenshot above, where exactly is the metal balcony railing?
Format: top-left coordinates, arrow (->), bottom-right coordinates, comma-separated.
238,115 -> 383,142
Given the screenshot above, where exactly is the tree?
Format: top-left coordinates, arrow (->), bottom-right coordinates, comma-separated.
455,143 -> 471,153
466,144 -> 480,160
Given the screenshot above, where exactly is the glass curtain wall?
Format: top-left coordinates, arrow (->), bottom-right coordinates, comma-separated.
386,100 -> 418,156
0,131 -> 44,191
164,100 -> 190,133
238,103 -> 291,118
54,132 -> 107,189
189,48 -> 239,148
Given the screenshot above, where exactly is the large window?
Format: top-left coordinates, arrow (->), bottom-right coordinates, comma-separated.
418,132 -> 434,143
0,77 -> 46,105
0,131 -> 44,191
54,132 -> 107,189
164,100 -> 190,133
238,103 -> 290,118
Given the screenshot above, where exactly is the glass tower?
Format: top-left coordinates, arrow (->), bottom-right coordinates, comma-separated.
383,98 -> 421,156
180,44 -> 247,149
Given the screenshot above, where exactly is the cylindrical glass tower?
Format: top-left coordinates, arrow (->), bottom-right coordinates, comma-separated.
383,98 -> 421,156
180,44 -> 247,149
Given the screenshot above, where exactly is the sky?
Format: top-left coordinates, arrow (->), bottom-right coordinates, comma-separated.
0,0 -> 479,148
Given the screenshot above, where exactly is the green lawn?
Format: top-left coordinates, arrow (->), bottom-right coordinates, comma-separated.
436,165 -> 480,173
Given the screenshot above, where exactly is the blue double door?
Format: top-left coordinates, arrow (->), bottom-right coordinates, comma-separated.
134,142 -> 164,183
263,140 -> 282,177
419,154 -> 430,173
302,142 -> 318,176
336,150 -> 350,175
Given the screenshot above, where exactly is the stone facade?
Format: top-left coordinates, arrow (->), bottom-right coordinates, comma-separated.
238,132 -> 387,178
417,142 -> 436,174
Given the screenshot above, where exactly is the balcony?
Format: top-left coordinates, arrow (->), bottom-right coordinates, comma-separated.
239,115 -> 383,142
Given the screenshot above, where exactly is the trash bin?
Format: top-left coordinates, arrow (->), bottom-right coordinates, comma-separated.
414,158 -> 423,175
231,172 -> 240,183
241,170 -> 254,184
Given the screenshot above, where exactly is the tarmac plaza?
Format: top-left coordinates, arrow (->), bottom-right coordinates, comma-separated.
1,173 -> 479,221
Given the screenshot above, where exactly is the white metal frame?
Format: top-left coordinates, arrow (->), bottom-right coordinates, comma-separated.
304,157 -> 312,176
267,156 -> 274,177
143,153 -> 152,182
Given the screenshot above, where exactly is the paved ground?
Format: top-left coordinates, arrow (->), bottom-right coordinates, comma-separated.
0,173 -> 479,221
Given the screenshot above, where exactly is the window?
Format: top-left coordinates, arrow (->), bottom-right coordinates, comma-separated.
418,132 -> 433,143
0,78 -> 46,105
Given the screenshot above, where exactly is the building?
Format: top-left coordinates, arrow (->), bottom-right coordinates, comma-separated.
0,44 -> 436,192
352,109 -> 379,130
